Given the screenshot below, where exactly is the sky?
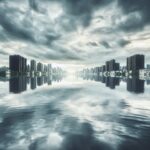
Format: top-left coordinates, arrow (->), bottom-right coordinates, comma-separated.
0,0 -> 150,70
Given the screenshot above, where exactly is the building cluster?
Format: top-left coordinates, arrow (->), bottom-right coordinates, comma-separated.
8,55 -> 65,77
9,55 -> 52,76
80,59 -> 120,76
0,66 -> 9,77
78,54 -> 146,77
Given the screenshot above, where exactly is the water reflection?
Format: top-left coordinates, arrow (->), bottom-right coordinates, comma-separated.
82,75 -> 146,94
126,78 -> 144,93
31,77 -> 36,90
0,75 -> 150,150
9,76 -> 27,93
9,74 -> 64,94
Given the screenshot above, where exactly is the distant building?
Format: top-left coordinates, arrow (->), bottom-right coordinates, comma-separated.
9,55 -> 27,73
0,67 -> 9,77
27,64 -> 30,72
37,62 -> 43,72
30,60 -> 36,72
102,65 -> 106,72
105,59 -> 120,72
147,80 -> 150,85
147,64 -> 150,69
106,61 -> 109,71
48,64 -> 52,74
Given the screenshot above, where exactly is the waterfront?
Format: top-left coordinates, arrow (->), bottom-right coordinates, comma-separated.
0,76 -> 150,150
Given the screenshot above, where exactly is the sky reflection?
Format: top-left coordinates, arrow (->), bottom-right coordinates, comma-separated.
0,77 -> 150,150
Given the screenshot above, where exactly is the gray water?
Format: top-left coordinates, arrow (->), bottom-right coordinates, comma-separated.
0,76 -> 150,150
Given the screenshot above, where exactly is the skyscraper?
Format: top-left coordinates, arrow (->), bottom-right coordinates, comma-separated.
9,55 -> 27,74
30,60 -> 36,72
127,54 -> 145,74
37,62 -> 43,72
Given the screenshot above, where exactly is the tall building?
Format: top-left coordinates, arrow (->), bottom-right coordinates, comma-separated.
30,60 -> 36,72
127,54 -> 145,73
147,64 -> 150,69
27,64 -> 30,72
115,63 -> 120,71
106,61 -> 109,71
105,59 -> 120,72
48,64 -> 52,74
44,65 -> 48,73
9,55 -> 27,73
37,62 -> 43,72
127,57 -> 132,71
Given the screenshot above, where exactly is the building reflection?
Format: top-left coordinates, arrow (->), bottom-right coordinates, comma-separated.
127,78 -> 144,93
147,80 -> 150,85
9,76 -> 27,93
9,74 -> 64,94
105,77 -> 120,89
31,77 -> 36,90
37,76 -> 44,86
82,75 -> 145,94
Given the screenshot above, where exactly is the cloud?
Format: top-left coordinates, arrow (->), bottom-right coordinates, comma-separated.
117,0 -> 150,31
0,8 -> 34,42
100,41 -> 111,49
87,42 -> 98,47
118,39 -> 131,47
29,0 -> 39,12
28,0 -> 112,28
0,0 -> 150,66
61,0 -> 112,27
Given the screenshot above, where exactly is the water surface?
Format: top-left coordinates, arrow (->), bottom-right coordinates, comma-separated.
0,76 -> 150,150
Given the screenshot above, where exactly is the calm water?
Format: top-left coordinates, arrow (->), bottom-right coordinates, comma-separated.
0,76 -> 150,150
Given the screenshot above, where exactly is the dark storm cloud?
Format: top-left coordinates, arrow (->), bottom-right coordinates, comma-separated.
87,42 -> 98,47
42,45 -> 83,61
118,0 -> 150,31
29,0 -> 39,12
118,39 -> 131,47
0,7 -> 34,42
100,41 -> 111,49
0,50 -> 8,56
0,3 -> 60,45
61,0 -> 112,27
28,0 -> 112,27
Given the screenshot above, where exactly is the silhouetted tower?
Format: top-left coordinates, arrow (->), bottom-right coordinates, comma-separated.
30,60 -> 36,72
127,54 -> 145,75
9,55 -> 27,74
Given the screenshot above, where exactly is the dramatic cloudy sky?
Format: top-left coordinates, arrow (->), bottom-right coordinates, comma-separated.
0,0 -> 150,68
